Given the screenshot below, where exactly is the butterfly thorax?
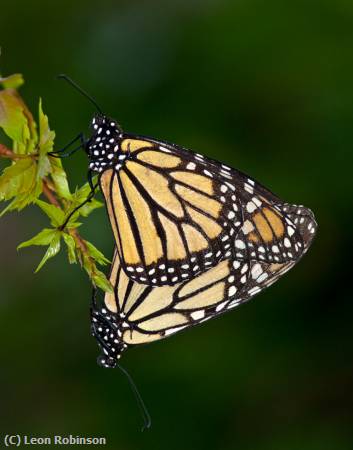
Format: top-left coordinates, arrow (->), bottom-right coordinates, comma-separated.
90,305 -> 128,368
86,115 -> 127,173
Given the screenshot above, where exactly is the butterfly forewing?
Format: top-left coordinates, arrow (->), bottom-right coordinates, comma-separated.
99,136 -> 243,286
91,118 -> 316,286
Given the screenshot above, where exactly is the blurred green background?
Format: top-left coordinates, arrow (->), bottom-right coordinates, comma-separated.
1,0 -> 352,449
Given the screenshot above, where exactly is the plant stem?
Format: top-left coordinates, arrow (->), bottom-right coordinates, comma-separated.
0,144 -> 36,159
42,179 -> 61,207
0,143 -> 18,159
42,178 -> 90,262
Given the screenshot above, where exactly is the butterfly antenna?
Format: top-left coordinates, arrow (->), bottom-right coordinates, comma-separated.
57,74 -> 103,115
117,364 -> 152,431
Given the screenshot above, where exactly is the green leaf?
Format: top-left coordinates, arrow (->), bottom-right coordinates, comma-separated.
66,221 -> 82,229
17,228 -> 57,249
0,155 -> 42,216
38,99 -> 55,156
78,198 -> 103,217
62,233 -> 77,264
36,99 -> 55,181
0,158 -> 34,200
0,95 -> 44,213
64,177 -> 102,220
85,241 -> 110,265
35,232 -> 61,272
0,198 -> 16,217
81,250 -> 112,293
0,183 -> 42,218
35,199 -> 65,227
72,177 -> 98,202
0,73 -> 24,89
0,89 -> 30,144
19,98 -> 38,152
0,186 -> 42,217
49,157 -> 71,200
92,269 -> 113,293
37,155 -> 51,180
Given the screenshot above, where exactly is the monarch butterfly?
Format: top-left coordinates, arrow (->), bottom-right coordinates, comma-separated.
82,115 -> 314,287
91,203 -> 317,367
52,76 -> 316,288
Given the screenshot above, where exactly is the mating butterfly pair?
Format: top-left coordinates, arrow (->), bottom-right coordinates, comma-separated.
81,114 -> 317,367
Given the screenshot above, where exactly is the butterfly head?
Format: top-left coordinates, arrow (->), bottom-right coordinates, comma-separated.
86,115 -> 123,173
90,304 -> 127,368
96,354 -> 118,368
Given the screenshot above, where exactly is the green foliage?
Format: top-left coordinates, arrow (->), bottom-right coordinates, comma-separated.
0,71 -> 112,293
50,157 -> 71,200
62,233 -> 77,264
0,73 -> 24,89
18,228 -> 58,248
0,89 -> 31,144
71,181 -> 103,217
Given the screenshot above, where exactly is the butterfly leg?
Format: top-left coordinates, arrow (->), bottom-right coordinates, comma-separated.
58,184 -> 99,230
48,132 -> 87,158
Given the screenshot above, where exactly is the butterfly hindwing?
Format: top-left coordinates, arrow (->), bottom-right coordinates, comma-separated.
97,249 -> 292,351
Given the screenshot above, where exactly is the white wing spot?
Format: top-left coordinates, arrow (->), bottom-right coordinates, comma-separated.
251,263 -> 263,279
242,220 -> 254,234
235,239 -> 246,249
191,310 -> 205,320
241,264 -> 248,274
244,183 -> 254,194
216,301 -> 228,312
284,238 -> 291,248
228,286 -> 237,296
246,202 -> 257,213
287,226 -> 295,236
252,197 -> 262,207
